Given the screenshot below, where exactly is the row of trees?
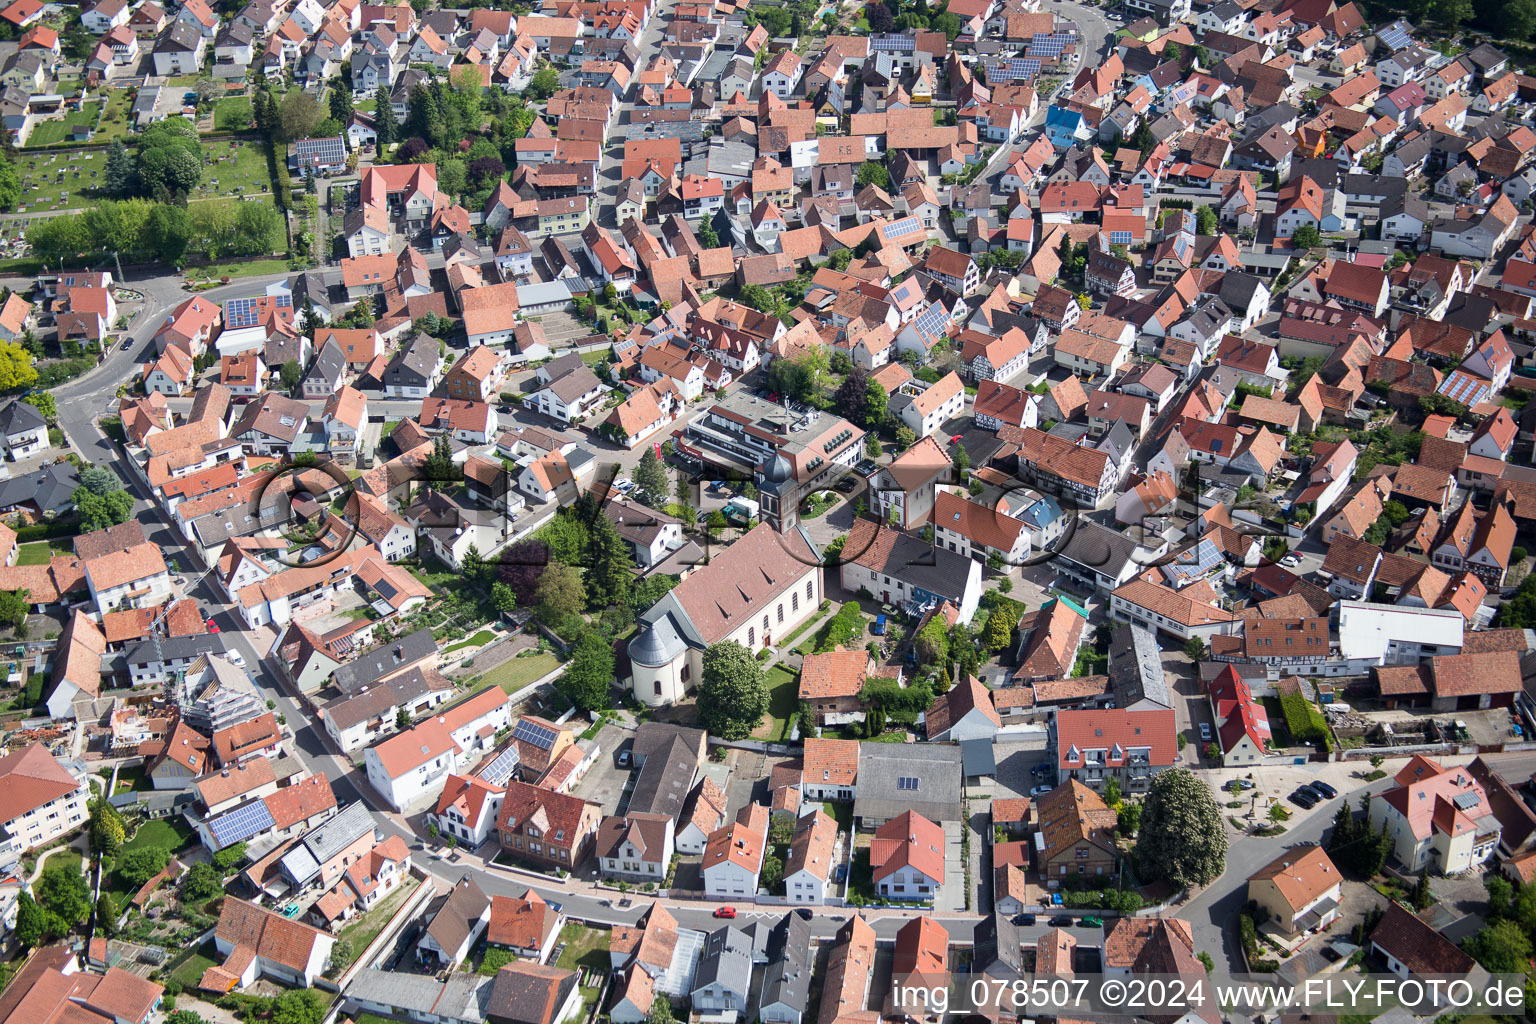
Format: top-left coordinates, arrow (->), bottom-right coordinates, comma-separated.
27,198 -> 284,266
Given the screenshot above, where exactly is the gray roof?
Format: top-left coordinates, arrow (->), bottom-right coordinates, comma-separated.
693,926 -> 753,1000
353,969 -> 489,1024
157,20 -> 201,51
0,399 -> 45,436
853,742 -> 962,823
385,335 -> 440,387
758,912 -> 812,1016
543,365 -> 603,405
305,337 -> 346,386
1107,623 -> 1171,709
125,632 -> 225,665
333,627 -> 438,695
1053,520 -> 1142,581
279,800 -> 376,885
627,734 -> 698,819
422,874 -> 491,960
322,665 -> 453,730
632,721 -> 705,765
0,463 -> 80,516
849,527 -> 978,606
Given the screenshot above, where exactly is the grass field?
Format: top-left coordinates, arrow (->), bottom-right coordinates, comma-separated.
479,652 -> 561,693
186,258 -> 291,281
214,96 -> 253,132
192,138 -> 271,200
15,541 -> 70,565
93,89 -> 134,142
556,924 -> 609,1018
753,664 -> 799,740
121,818 -> 193,859
25,103 -> 102,148
169,945 -> 217,989
338,874 -> 421,953
445,629 -> 496,654
14,148 -> 108,211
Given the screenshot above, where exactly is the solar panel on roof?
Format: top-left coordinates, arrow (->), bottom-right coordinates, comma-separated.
1377,22 -> 1413,51
225,297 -> 259,329
1453,791 -> 1480,810
885,216 -> 922,238
478,745 -> 521,786
514,717 -> 559,749
209,800 -> 275,847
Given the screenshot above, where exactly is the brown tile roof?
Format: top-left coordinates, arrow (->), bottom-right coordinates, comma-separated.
487,890 -> 558,950
1248,844 -> 1340,912
798,647 -> 871,700
213,897 -> 330,974
802,737 -> 858,788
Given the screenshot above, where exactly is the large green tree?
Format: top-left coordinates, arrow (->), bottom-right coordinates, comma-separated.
36,863 -> 90,927
559,630 -> 614,713
1135,768 -> 1228,888
697,641 -> 769,740
632,448 -> 670,507
14,892 -> 41,947
89,799 -> 126,857
117,846 -> 171,887
535,562 -> 586,624
73,487 -> 135,533
581,497 -> 634,609
1465,919 -> 1532,973
373,85 -> 398,146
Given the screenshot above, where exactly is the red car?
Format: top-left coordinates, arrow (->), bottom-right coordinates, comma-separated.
206,621 -> 220,633
950,434 -> 964,444
713,906 -> 737,919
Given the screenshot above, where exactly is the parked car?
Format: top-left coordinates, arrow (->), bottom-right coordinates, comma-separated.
1199,722 -> 1212,741
1080,916 -> 1104,927
1310,780 -> 1338,799
835,477 -> 858,492
225,650 -> 245,667
1290,788 -> 1318,808
872,614 -> 887,636
1049,914 -> 1073,926
1030,784 -> 1053,797
617,749 -> 631,768
1280,553 -> 1302,568
713,906 -> 737,919
1015,913 -> 1036,925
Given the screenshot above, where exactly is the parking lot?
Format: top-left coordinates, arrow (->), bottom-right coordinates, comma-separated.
572,721 -> 637,817
993,738 -> 1054,800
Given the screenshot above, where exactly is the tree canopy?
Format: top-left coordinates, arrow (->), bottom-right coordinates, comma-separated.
1135,768 -> 1227,888
698,641 -> 769,740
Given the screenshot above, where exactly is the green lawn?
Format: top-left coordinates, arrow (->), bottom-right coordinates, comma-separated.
445,629 -> 496,654
24,102 -> 101,147
753,664 -> 799,740
214,96 -> 253,131
14,148 -> 108,211
121,817 -> 193,858
191,138 -> 272,200
113,765 -> 150,794
93,88 -> 134,142
15,541 -> 69,565
339,874 -> 422,952
185,258 -> 291,281
821,801 -> 853,831
478,652 -> 561,694
556,924 -> 610,1018
168,944 -> 218,989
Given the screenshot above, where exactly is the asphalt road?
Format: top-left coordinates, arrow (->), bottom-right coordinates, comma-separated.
48,271 -> 294,473
1177,773 -> 1398,966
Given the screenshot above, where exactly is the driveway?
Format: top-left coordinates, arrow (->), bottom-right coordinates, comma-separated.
573,724 -> 637,816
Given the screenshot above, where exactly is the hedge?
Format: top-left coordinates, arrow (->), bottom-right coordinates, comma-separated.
1279,690 -> 1330,747
1062,888 -> 1143,912
16,522 -> 77,542
812,601 -> 865,654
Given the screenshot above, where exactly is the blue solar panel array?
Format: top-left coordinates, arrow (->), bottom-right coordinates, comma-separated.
1377,21 -> 1414,52
225,294 -> 293,329
870,33 -> 914,52
1031,32 -> 1065,56
885,216 -> 922,239
478,745 -> 521,786
513,717 -> 558,750
1438,372 -> 1489,406
208,799 -> 276,849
